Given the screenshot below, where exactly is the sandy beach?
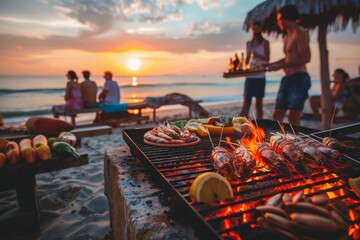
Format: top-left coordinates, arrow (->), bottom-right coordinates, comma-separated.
1,100 -> 358,240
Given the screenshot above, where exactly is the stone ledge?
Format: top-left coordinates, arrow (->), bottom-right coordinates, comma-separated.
104,145 -> 197,240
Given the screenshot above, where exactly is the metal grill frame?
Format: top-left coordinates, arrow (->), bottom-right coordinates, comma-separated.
122,119 -> 360,240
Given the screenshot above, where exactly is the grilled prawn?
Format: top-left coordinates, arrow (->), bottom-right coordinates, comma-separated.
255,143 -> 294,179
210,146 -> 237,180
292,141 -> 329,168
322,137 -> 360,155
300,137 -> 341,161
232,144 -> 255,180
271,138 -> 310,177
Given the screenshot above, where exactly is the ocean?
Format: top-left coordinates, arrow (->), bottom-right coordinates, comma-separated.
0,75 -> 321,125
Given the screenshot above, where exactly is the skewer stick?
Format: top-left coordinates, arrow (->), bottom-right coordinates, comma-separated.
252,111 -> 258,128
330,106 -> 337,138
298,131 -> 323,141
343,154 -> 360,165
220,139 -> 241,147
207,127 -> 214,148
289,124 -> 297,138
277,121 -> 286,135
218,124 -> 224,147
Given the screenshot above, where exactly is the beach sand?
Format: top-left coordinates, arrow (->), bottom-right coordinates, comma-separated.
1,100 -> 357,239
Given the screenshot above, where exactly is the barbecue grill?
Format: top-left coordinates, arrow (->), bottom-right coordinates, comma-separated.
123,119 -> 360,240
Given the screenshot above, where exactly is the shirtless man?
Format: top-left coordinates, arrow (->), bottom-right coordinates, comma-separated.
80,70 -> 98,108
265,4 -> 311,125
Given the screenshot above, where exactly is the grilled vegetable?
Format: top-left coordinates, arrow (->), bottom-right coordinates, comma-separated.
58,132 -> 77,147
0,138 -> 9,152
19,138 -> 36,164
52,142 -> 80,160
5,141 -> 20,165
0,152 -> 6,168
33,135 -> 51,161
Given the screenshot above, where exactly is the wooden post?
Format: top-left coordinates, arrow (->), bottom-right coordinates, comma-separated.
16,174 -> 40,231
318,23 -> 332,130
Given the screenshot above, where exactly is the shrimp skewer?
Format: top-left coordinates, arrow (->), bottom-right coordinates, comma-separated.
232,143 -> 255,180
255,143 -> 294,179
274,132 -> 335,170
271,137 -> 310,177
208,128 -> 237,180
322,137 -> 360,155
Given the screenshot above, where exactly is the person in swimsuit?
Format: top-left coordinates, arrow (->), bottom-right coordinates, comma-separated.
80,70 -> 98,108
52,70 -> 83,118
239,21 -> 270,119
309,69 -> 349,120
265,5 -> 311,126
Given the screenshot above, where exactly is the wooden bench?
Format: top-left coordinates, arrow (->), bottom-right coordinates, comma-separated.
58,100 -> 203,125
58,108 -> 103,126
0,153 -> 88,234
59,104 -> 150,126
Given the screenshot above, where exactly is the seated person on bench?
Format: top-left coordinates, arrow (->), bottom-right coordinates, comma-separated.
98,71 -> 120,105
52,70 -> 83,118
80,70 -> 98,108
309,68 -> 349,120
342,65 -> 360,120
95,71 -> 128,122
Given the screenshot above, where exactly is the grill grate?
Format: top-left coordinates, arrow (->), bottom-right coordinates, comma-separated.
123,119 -> 360,240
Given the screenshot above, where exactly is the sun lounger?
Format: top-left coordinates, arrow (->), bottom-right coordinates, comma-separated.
0,152 -> 88,234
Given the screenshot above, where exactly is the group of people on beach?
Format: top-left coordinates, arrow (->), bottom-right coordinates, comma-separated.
52,70 -> 120,117
236,4 -> 360,126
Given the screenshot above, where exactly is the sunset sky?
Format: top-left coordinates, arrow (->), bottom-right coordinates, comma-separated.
0,0 -> 359,78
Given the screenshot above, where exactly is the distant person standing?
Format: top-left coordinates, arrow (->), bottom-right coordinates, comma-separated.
265,5 -> 311,125
98,71 -> 120,104
239,21 -> 270,119
80,70 -> 98,108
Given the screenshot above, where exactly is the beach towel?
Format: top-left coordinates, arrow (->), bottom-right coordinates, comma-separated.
98,102 -> 129,113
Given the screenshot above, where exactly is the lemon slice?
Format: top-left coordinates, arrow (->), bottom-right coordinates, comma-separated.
197,124 -> 209,137
232,117 -> 250,125
189,172 -> 233,203
197,118 -> 209,124
349,177 -> 360,198
185,122 -> 200,133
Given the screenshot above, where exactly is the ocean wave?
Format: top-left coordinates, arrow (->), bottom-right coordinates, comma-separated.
0,88 -> 64,94
0,80 -> 284,94
120,82 -> 235,88
2,109 -> 52,118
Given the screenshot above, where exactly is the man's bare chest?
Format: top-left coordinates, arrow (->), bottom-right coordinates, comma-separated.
284,35 -> 297,54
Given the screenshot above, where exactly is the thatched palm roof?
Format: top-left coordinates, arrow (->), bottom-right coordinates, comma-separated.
244,0 -> 360,34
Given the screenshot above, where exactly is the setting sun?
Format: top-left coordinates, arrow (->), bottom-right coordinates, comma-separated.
126,58 -> 141,71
